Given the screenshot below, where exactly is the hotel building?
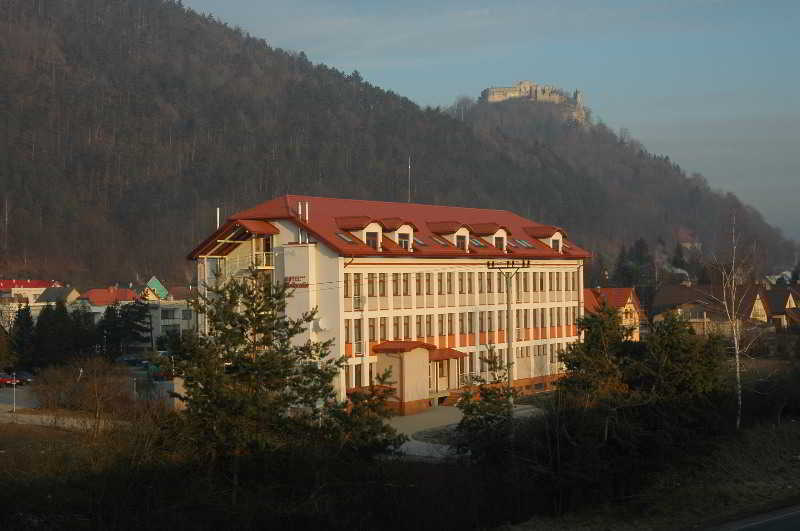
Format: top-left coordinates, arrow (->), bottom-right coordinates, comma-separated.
188,195 -> 590,415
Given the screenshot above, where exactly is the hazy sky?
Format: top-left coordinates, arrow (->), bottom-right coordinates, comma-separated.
183,0 -> 800,240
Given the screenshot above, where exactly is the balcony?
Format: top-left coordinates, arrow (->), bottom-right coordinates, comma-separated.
224,252 -> 275,278
252,251 -> 274,268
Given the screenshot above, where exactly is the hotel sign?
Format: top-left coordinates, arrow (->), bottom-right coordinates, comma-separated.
286,275 -> 309,288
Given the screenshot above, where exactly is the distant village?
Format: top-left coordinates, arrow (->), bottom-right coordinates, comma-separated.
0,277 -> 196,353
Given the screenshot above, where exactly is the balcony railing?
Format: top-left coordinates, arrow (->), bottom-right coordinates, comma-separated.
253,251 -> 274,268
224,252 -> 275,277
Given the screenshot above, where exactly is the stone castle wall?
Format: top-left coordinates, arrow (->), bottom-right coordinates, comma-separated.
480,80 -> 585,122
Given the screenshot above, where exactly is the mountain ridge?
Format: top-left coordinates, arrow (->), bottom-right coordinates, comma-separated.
0,0 -> 793,284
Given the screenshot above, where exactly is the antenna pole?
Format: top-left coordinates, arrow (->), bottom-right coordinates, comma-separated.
408,155 -> 411,203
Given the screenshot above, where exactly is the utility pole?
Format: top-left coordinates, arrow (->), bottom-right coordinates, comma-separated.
407,155 -> 411,202
487,259 -> 531,407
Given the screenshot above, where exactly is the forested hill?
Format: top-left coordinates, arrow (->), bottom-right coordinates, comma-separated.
0,0 -> 793,284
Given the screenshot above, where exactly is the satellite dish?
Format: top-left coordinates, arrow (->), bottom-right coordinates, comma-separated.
315,318 -> 328,331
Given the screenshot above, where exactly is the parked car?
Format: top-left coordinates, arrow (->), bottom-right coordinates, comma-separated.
0,373 -> 21,387
14,371 -> 34,385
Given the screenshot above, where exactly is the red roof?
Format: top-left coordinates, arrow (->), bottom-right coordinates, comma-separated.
237,219 -> 280,235
429,348 -> 468,361
188,195 -> 590,260
79,287 -> 139,306
584,287 -> 640,313
372,340 -> 437,353
0,280 -> 61,290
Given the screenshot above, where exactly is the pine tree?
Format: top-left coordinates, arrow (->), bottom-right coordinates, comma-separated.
670,243 -> 688,270
10,306 -> 35,368
176,269 -> 403,502
119,300 -> 151,353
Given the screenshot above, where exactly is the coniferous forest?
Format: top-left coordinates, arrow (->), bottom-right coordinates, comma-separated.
0,0 -> 794,284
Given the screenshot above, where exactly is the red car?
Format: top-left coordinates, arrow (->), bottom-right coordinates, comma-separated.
0,373 -> 21,386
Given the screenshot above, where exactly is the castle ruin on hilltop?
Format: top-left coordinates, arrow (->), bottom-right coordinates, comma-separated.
480,80 -> 586,122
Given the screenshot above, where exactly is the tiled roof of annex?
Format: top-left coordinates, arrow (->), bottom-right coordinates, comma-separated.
188,195 -> 590,260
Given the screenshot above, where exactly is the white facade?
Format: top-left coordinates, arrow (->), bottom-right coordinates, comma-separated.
196,217 -> 585,402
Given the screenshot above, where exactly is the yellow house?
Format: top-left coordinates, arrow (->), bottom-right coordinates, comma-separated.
584,287 -> 642,341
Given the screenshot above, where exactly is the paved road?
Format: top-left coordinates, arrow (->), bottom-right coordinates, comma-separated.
0,385 -> 39,410
713,505 -> 800,530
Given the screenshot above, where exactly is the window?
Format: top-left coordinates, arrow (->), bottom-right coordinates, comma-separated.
552,239 -> 561,252
498,310 -> 505,330
354,319 -> 362,342
458,313 -> 464,334
497,272 -> 504,293
487,273 -> 493,293
353,274 -> 362,297
479,312 -> 486,333
438,314 -> 445,336
336,232 -> 355,243
368,318 -> 376,341
161,309 -> 177,320
393,317 -> 400,340
456,235 -> 467,251
344,273 -> 351,298
398,233 -> 410,250
488,311 -> 494,331
402,273 -> 410,296
403,316 -> 410,339
468,273 -> 474,294
448,313 -> 454,335
380,318 -> 387,340
506,239 -> 517,248
345,319 -> 351,343
416,274 -> 422,296
495,236 -> 505,250
458,272 -> 465,294
416,315 -> 423,338
478,272 -> 484,293
539,273 -> 545,292
379,273 -> 387,297
426,315 -> 433,336
366,232 -> 379,249
523,272 -> 529,292
182,309 -> 192,320
368,273 -> 376,297
413,236 -> 427,246
470,238 -> 485,247
468,312 -> 475,333
392,273 -> 400,295
425,273 -> 433,295
515,238 -> 533,248
447,273 -> 453,294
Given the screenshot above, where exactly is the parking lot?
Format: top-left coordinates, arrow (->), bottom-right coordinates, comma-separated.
0,385 -> 39,410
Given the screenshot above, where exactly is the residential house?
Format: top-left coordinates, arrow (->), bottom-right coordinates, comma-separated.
651,284 -> 770,336
74,286 -> 139,323
37,286 -> 81,305
584,287 -> 642,340
188,194 -> 590,415
140,276 -> 169,301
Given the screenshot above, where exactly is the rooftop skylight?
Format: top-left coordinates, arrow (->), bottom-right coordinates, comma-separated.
336,232 -> 355,243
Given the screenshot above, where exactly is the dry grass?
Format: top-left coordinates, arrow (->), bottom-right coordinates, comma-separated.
514,420 -> 800,530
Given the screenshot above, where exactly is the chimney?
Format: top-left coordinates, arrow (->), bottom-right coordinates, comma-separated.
297,201 -> 303,220
304,201 -> 310,222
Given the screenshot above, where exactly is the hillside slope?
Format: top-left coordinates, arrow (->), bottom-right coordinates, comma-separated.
0,0 -> 793,283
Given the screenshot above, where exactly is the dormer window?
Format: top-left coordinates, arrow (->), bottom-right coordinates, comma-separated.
495,236 -> 505,250
552,239 -> 561,252
398,233 -> 410,250
366,232 -> 379,250
456,235 -> 467,251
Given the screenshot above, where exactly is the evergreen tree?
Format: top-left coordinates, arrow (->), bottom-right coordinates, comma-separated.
98,304 -> 124,359
71,306 -> 100,357
0,325 -> 14,370
629,237 -> 654,286
611,244 -> 633,287
32,302 -> 74,366
670,242 -> 688,270
177,269 -> 402,498
119,300 -> 152,353
10,306 -> 35,368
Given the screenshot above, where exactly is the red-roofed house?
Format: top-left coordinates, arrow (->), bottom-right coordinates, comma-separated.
0,279 -> 62,303
74,287 -> 139,323
188,195 -> 591,413
584,287 -> 642,340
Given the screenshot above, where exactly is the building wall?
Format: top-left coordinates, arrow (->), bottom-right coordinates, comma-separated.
194,218 -> 585,405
